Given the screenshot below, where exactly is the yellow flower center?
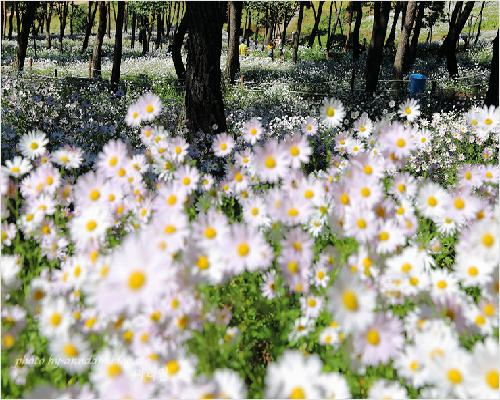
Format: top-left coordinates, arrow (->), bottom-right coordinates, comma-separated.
396,138 -> 406,148
379,231 -> 390,241
366,329 -> 380,345
89,189 -> 100,201
482,233 -> 494,248
196,256 -> 209,270
454,198 -> 465,210
109,156 -> 118,167
307,298 -> 317,307
405,107 -> 412,115
146,104 -> 154,113
342,290 -> 359,311
447,368 -> 463,385
128,270 -> 146,291
468,266 -> 478,276
304,189 -> 314,199
50,312 -> 62,327
107,363 -> 123,378
289,386 -> 306,399
250,127 -> 258,136
485,118 -> 493,125
63,343 -> 79,358
326,107 -> 335,117
166,360 -> 180,376
356,218 -> 367,229
290,146 -> 300,156
363,165 -> 373,174
486,370 -> 499,389
265,156 -> 276,169
85,220 -> 97,232
436,280 -> 447,289
340,193 -> 350,205
427,196 -> 438,207
182,176 -> 191,186
204,226 -> 216,239
251,207 -> 259,216
220,143 -> 228,151
360,187 -> 371,197
237,242 -> 250,257
30,142 -> 39,150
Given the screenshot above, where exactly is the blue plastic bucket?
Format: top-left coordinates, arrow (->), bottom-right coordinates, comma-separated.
408,73 -> 427,96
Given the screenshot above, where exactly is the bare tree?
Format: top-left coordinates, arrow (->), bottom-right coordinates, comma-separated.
292,2 -> 305,63
351,1 -> 362,58
365,2 -> 391,93
111,1 -> 125,86
81,2 -> 97,53
225,1 -> 243,83
308,0 -> 325,47
92,1 -> 107,78
45,1 -> 53,48
185,1 -> 227,136
386,1 -> 402,47
14,1 -> 38,72
394,0 -> 417,83
407,1 -> 426,71
172,12 -> 187,82
440,1 -> 475,76
57,1 -> 69,53
485,30 -> 498,107
327,1 -> 343,51
474,1 -> 485,45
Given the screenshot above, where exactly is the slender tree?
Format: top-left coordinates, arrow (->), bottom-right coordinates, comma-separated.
107,1 -> 111,38
14,1 -> 38,72
386,1 -> 402,47
327,1 -> 343,51
485,30 -> 498,107
440,1 -> 475,76
111,1 -> 125,86
131,11 -> 136,48
185,1 -> 227,136
81,2 -> 97,53
92,1 -> 106,78
1,2 -> 5,39
308,0 -> 325,47
394,0 -> 417,82
57,1 -> 69,53
474,1 -> 485,45
292,1 -> 305,63
225,1 -> 243,83
351,1 -> 362,58
8,2 -> 14,40
45,1 -> 53,49
366,2 -> 391,93
344,1 -> 354,50
172,13 -> 187,82
407,1 -> 426,70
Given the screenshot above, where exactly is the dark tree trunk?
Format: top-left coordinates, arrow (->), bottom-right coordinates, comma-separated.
172,12 -> 187,82
111,1 -> 124,86
344,1 -> 354,50
8,2 -> 14,40
185,1 -> 227,136
58,2 -> 69,53
82,2 -> 97,53
407,1 -> 425,70
166,3 -> 173,41
225,1 -> 242,83
140,16 -> 148,55
474,1 -> 485,46
441,1 -> 475,76
327,2 -> 343,50
45,2 -> 53,49
292,2 -> 305,63
400,1 -> 408,31
131,11 -> 136,48
15,2 -> 20,34
246,9 -> 251,46
366,2 -> 391,93
107,1 -> 111,38
385,1 -> 402,47
70,1 -> 74,36
485,31 -> 498,107
394,0 -> 417,81
124,2 -> 128,33
155,11 -> 163,49
92,1 -> 107,78
14,1 -> 37,72
326,1 -> 333,47
308,0 -> 325,47
352,1 -> 362,58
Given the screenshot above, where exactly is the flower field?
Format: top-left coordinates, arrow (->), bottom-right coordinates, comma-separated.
2,82 -> 499,398
1,2 -> 499,399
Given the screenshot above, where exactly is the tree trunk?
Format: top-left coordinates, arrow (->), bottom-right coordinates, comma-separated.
15,2 -> 20,35
131,12 -> 136,48
185,1 -> 227,136
308,1 -> 325,47
107,1 -> 111,38
441,1 -> 475,76
92,1 -> 107,79
58,2 -> 68,53
14,1 -> 37,72
327,2 -> 343,50
327,1 -> 333,47
365,2 -> 391,93
155,11 -> 163,49
111,1 -> 124,86
344,1 -> 353,50
45,2 -> 53,49
394,0 -> 417,82
352,1 -> 362,58
474,1 -> 485,46
140,16 -> 148,55
246,9 -> 251,46
70,2 -> 74,36
225,1 -> 242,83
485,30 -> 498,107
8,2 -> 14,40
82,2 -> 97,53
172,12 -> 187,82
292,2 -> 305,63
385,1 -> 401,47
407,1 -> 425,71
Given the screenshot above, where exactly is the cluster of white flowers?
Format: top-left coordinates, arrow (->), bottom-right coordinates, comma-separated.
1,92 -> 499,399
